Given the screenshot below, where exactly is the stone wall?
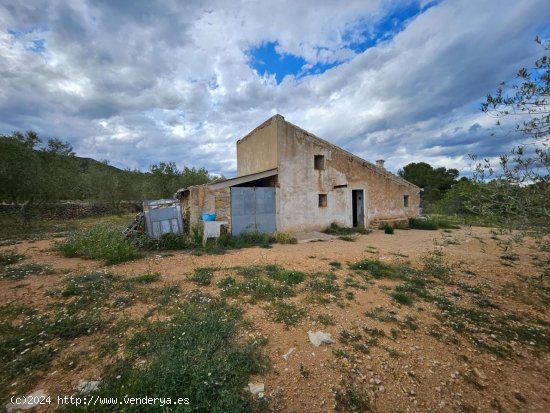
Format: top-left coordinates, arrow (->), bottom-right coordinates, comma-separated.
179,185 -> 231,232
275,116 -> 420,232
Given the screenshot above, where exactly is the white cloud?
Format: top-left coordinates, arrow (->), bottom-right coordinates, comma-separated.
0,0 -> 548,177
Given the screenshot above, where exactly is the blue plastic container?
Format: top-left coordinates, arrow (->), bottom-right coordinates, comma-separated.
201,213 -> 216,221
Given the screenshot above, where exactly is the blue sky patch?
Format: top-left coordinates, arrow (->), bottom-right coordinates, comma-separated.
249,42 -> 306,83
30,39 -> 46,53
346,1 -> 441,53
248,1 -> 441,83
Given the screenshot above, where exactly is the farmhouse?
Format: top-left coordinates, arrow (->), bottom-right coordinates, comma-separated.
175,114 -> 420,235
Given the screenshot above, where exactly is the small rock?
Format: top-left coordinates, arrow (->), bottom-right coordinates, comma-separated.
247,383 -> 265,395
5,389 -> 47,413
374,378 -> 382,385
378,385 -> 385,393
282,347 -> 296,360
308,331 -> 334,347
451,371 -> 460,379
472,368 -> 487,380
76,379 -> 100,394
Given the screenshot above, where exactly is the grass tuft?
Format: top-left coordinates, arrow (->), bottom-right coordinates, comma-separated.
265,301 -> 306,325
0,263 -> 53,279
324,222 -> 370,236
65,292 -> 266,412
188,267 -> 217,286
0,250 -> 25,266
57,225 -> 141,264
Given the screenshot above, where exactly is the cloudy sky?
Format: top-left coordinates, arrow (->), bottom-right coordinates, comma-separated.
1,0 -> 549,176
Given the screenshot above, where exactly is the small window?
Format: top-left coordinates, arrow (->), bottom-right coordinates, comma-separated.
318,194 -> 327,207
404,195 -> 409,208
314,155 -> 325,170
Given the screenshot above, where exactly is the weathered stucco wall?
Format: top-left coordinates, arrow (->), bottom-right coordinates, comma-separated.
236,117 -> 278,176
275,117 -> 420,232
180,185 -> 231,232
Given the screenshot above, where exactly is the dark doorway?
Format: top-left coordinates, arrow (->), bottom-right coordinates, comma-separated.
352,190 -> 365,227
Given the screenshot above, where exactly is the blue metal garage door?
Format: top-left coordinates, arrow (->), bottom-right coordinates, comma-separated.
231,187 -> 276,235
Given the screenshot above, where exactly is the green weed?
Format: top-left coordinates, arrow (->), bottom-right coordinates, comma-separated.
334,382 -> 370,412
0,263 -> 53,279
392,290 -> 413,305
265,265 -> 306,285
265,301 -> 306,325
188,267 -> 217,286
66,292 -> 266,412
57,225 -> 141,264
316,314 -> 336,326
132,271 -> 161,284
329,261 -> 342,269
324,222 -> 370,236
0,250 -> 25,266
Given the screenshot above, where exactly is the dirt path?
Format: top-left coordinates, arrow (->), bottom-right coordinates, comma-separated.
1,227 -> 548,412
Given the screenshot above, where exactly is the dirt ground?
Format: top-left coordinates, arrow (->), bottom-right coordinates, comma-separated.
1,226 -> 549,412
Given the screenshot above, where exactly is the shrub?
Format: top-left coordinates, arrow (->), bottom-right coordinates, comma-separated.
408,218 -> 438,230
384,225 -> 394,234
274,231 -> 293,244
325,222 -> 370,235
188,267 -> 217,286
409,217 -> 460,230
132,271 -> 161,284
349,259 -> 413,280
391,290 -> 413,305
265,265 -> 305,285
0,250 -> 25,266
217,231 -> 272,249
0,263 -> 53,280
57,225 -> 140,264
265,301 -> 306,325
75,293 -> 266,412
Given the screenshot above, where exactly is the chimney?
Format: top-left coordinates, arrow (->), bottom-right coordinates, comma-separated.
376,159 -> 385,169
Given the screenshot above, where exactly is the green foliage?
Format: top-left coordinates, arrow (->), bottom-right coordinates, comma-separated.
0,250 -> 25,266
0,131 -> 216,222
334,383 -> 371,412
274,231 -> 292,244
421,250 -> 452,278
265,265 -> 306,285
384,225 -> 394,234
398,162 -> 459,209
188,267 -> 217,286
324,222 -> 370,235
408,217 -> 459,230
134,232 -> 189,250
216,231 -> 272,249
265,301 -> 306,325
0,263 -> 53,280
57,225 -> 141,264
391,290 -> 413,305
349,259 -> 412,280
218,266 -> 295,302
149,162 -> 211,199
132,271 -> 161,284
307,272 -> 340,293
65,293 -> 265,412
316,314 -> 336,325
329,261 -> 342,269
473,41 -> 550,234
